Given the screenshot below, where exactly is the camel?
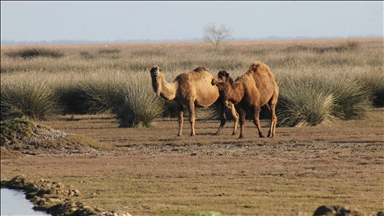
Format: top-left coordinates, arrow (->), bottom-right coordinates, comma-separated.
149,65 -> 239,136
211,61 -> 279,139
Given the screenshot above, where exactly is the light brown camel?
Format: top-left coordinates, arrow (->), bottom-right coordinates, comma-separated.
211,61 -> 279,139
149,65 -> 239,136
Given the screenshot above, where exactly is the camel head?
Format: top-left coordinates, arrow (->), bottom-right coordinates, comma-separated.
149,65 -> 162,95
211,70 -> 234,90
150,65 -> 161,77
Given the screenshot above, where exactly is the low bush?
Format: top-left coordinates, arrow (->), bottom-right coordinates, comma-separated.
1,80 -> 61,121
5,47 -> 64,59
115,76 -> 164,128
277,74 -> 371,126
80,78 -> 123,114
356,69 -> 384,107
277,77 -> 335,127
328,77 -> 371,120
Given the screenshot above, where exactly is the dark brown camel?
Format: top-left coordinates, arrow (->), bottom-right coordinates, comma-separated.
211,61 -> 279,139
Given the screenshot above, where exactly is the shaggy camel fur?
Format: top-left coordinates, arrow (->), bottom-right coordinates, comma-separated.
150,66 -> 239,136
211,61 -> 279,139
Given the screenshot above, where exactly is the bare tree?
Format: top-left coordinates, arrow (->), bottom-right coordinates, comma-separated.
202,23 -> 234,48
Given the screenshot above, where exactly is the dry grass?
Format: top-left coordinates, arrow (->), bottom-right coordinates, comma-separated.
1,108 -> 383,216
1,38 -> 383,215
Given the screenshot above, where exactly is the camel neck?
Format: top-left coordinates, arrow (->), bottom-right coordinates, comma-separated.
157,74 -> 177,100
222,82 -> 244,104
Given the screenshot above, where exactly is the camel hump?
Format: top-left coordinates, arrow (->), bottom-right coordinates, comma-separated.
193,67 -> 208,72
248,61 -> 270,74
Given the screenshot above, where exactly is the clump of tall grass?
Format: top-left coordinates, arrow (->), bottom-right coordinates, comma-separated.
79,51 -> 95,60
277,77 -> 335,127
355,68 -> 384,107
277,73 -> 371,126
132,49 -> 165,57
1,79 -> 61,121
283,41 -> 360,54
328,76 -> 371,120
5,47 -> 64,59
98,48 -> 120,54
115,75 -> 164,128
80,77 -> 123,114
54,81 -> 88,114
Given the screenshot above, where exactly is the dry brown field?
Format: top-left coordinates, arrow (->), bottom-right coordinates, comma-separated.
1,107 -> 383,216
1,38 -> 384,216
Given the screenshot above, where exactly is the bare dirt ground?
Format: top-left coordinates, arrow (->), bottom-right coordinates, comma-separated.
1,108 -> 383,216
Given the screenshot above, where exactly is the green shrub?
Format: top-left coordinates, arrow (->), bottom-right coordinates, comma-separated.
277,77 -> 335,127
54,82 -> 88,114
1,80 -> 61,120
356,69 -> 384,107
80,78 -> 123,114
5,47 -> 64,59
115,76 -> 164,128
328,77 -> 371,120
277,73 -> 371,126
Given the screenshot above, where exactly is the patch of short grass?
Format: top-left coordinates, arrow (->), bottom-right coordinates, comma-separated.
0,118 -> 37,145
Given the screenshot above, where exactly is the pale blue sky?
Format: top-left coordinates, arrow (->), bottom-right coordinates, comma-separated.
1,1 -> 383,43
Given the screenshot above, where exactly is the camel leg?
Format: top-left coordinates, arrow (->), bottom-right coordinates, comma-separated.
236,104 -> 247,139
187,101 -> 196,136
228,102 -> 239,135
268,103 -> 277,138
213,101 -> 226,135
252,106 -> 265,138
177,103 -> 184,136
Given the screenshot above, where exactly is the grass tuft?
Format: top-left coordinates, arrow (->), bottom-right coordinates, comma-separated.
356,69 -> 384,107
80,78 -> 123,114
328,77 -> 371,120
277,77 -> 335,127
98,48 -> 120,54
5,47 -> 64,59
1,79 -> 61,121
116,75 -> 164,128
